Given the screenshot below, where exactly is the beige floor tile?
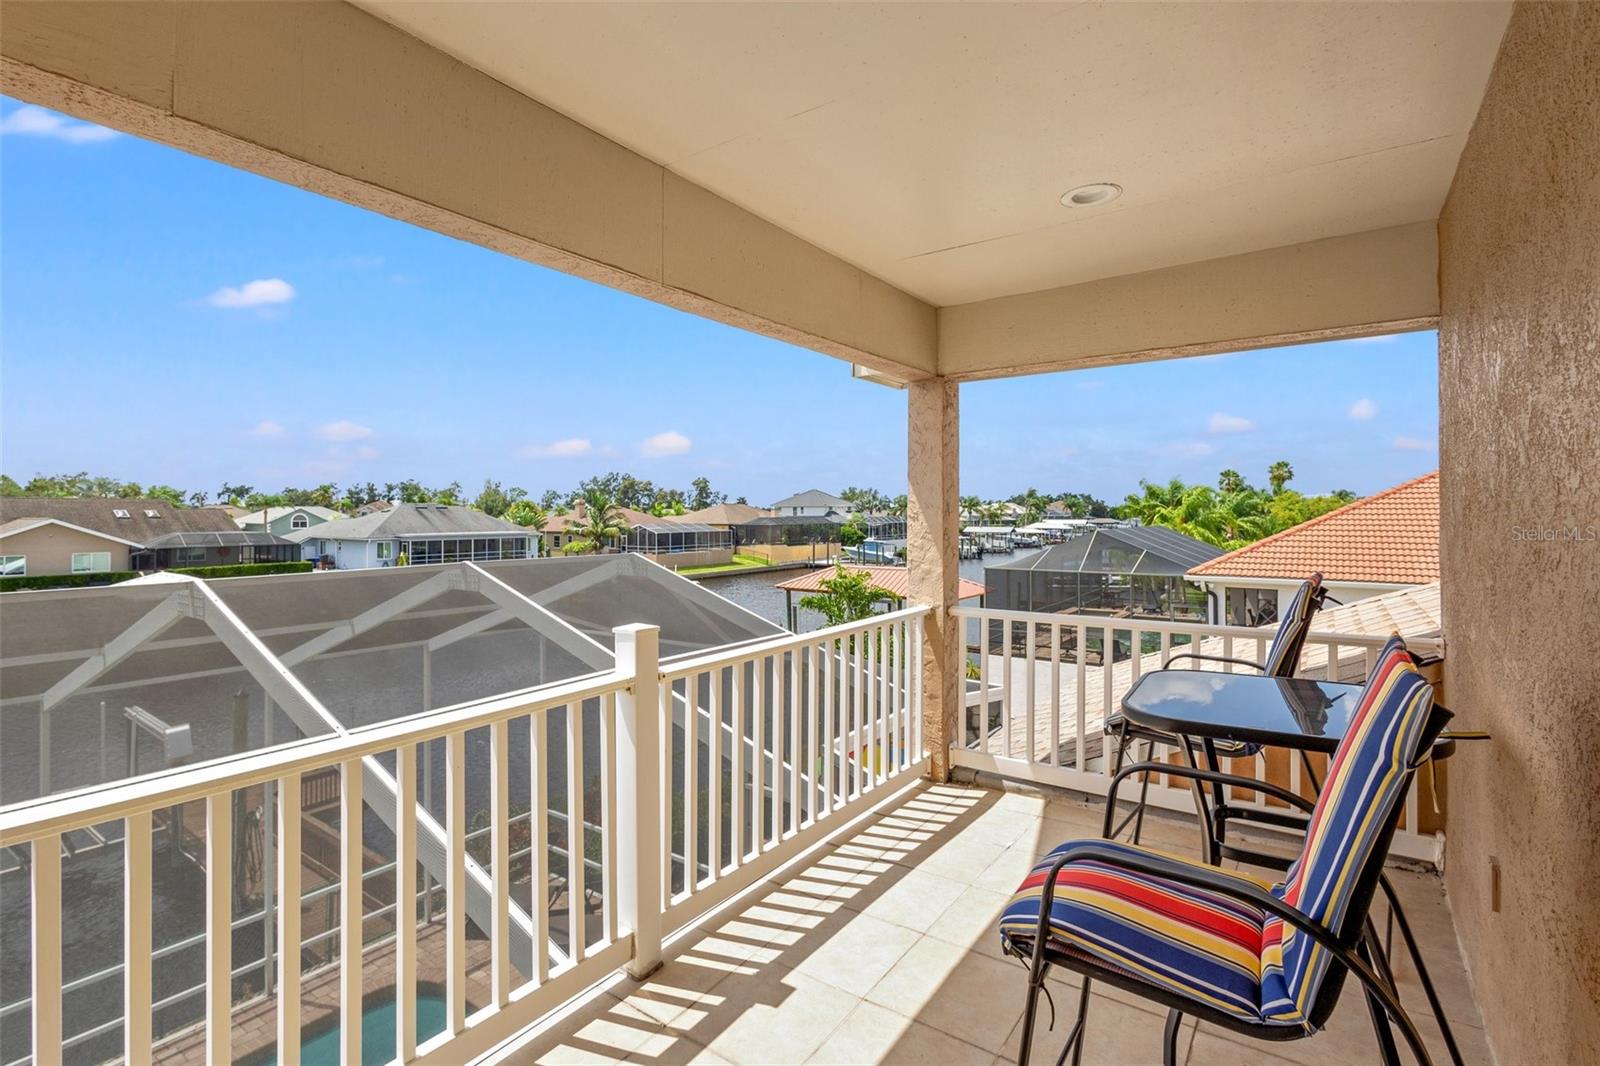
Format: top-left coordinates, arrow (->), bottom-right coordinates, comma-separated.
793,911 -> 922,997
865,937 -> 1028,1053
912,835 -> 1010,885
808,1001 -> 993,1065
1000,986 -> 1189,1066
836,866 -> 971,933
700,970 -> 862,1066
924,884 -> 1014,960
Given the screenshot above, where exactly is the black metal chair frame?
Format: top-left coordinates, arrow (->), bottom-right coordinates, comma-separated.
1005,734 -> 1451,1066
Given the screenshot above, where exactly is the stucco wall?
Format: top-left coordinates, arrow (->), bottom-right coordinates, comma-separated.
1437,4 -> 1600,1062
0,525 -> 133,575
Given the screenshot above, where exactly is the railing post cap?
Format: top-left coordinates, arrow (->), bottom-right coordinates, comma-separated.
613,622 -> 661,636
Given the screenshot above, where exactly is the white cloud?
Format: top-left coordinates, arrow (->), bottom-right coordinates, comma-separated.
355,445 -> 381,461
520,438 -> 594,459
1348,397 -> 1378,421
1393,435 -> 1434,452
0,104 -> 119,144
248,420 -> 284,437
1207,413 -> 1255,434
316,420 -> 373,442
1160,441 -> 1214,457
207,278 -> 295,309
641,431 -> 692,458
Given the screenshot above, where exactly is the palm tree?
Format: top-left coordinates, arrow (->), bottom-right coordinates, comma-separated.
1118,478 -> 1187,525
1217,469 -> 1246,494
1267,460 -> 1294,495
564,490 -> 629,555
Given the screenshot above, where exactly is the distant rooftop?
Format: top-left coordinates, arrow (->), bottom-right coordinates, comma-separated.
990,525 -> 1223,577
770,489 -> 850,510
1187,471 -> 1440,584
234,505 -> 341,526
0,497 -> 239,544
281,502 -> 526,542
776,565 -> 984,602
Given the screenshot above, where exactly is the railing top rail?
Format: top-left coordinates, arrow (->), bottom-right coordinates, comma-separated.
0,665 -> 628,847
660,604 -> 929,681
951,604 -> 1423,649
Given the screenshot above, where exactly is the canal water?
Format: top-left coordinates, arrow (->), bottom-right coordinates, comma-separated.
693,550 -> 1021,631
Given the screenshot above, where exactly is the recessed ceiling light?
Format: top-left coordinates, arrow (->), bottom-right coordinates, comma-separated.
1061,182 -> 1122,207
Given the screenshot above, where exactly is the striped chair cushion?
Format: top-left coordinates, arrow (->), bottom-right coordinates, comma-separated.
1004,636 -> 1436,1032
1259,636 -> 1434,1029
998,839 -> 1274,1023
1262,574 -> 1323,678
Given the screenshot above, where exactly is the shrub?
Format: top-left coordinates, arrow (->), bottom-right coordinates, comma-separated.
169,561 -> 315,579
0,571 -> 139,592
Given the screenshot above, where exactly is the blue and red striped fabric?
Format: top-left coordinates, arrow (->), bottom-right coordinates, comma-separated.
1263,574 -> 1323,678
1000,635 -> 1434,1032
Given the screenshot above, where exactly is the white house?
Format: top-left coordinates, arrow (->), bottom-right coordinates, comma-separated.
284,503 -> 535,569
769,489 -> 853,517
1186,471 -> 1440,626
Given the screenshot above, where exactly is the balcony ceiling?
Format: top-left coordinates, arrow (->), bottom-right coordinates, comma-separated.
358,1 -> 1510,307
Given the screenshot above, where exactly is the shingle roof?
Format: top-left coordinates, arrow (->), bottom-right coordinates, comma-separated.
775,565 -> 985,602
281,503 -> 526,542
679,503 -> 769,525
1187,471 -> 1439,584
234,505 -> 341,526
0,497 -> 240,545
770,489 -> 850,510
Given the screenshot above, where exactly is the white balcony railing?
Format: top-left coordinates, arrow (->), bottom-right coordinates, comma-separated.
951,605 -> 1446,863
0,607 -> 927,1066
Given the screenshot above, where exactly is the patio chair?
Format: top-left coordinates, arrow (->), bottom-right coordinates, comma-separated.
1101,573 -> 1327,846
999,636 -> 1451,1066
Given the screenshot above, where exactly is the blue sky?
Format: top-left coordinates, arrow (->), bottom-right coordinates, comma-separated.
1,98 -> 1438,505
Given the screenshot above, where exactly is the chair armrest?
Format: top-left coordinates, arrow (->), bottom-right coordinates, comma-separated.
1162,652 -> 1267,672
1100,761 -> 1314,836
1030,842 -> 1347,958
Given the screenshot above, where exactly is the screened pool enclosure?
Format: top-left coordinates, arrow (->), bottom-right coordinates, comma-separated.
0,555 -> 793,1065
983,525 -> 1222,621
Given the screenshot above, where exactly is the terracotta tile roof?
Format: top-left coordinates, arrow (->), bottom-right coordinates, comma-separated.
1186,471 -> 1439,584
775,565 -> 985,602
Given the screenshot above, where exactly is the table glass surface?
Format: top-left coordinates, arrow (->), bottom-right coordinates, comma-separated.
1120,671 -> 1364,753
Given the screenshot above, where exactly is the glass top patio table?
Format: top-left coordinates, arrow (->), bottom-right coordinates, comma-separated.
1121,671 -> 1367,755
1120,670 -> 1461,760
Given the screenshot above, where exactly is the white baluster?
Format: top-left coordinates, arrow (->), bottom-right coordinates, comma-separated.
205,791 -> 233,1065
32,832 -> 62,1066
489,721 -> 511,1005
124,811 -> 153,1066
567,700 -> 586,962
340,759 -> 364,1065
395,746 -> 418,1062
278,774 -> 302,1064
446,731 -> 466,1034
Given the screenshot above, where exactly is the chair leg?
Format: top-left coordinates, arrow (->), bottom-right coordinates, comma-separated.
1131,738 -> 1154,844
1162,1009 -> 1184,1066
1358,936 -> 1406,1066
1016,968 -> 1046,1066
1057,979 -> 1092,1066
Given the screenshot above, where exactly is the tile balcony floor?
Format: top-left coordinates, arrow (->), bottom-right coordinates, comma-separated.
504,782 -> 1491,1066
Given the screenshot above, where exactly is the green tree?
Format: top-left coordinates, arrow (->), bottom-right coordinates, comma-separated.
433,480 -> 465,506
690,477 -> 723,510
1217,469 -> 1246,494
1267,460 -> 1295,495
218,482 -> 254,505
838,514 -> 868,547
562,491 -> 630,555
889,494 -> 908,517
0,474 -> 23,496
146,484 -> 186,506
474,479 -> 513,517
504,499 -> 548,530
798,565 -> 889,628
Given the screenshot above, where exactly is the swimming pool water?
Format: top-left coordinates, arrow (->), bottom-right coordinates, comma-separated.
265,994 -> 447,1066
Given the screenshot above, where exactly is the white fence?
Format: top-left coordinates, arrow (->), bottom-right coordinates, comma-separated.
951,606 -> 1446,864
0,608 -> 928,1066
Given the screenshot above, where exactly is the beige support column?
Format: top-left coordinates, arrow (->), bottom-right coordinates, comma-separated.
907,377 -> 960,781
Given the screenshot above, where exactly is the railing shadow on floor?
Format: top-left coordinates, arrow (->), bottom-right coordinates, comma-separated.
502,782 -> 1005,1064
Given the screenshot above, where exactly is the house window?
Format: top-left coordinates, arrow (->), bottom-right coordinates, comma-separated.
0,555 -> 25,577
291,513 -> 310,529
376,541 -> 393,560
176,547 -> 207,565
71,552 -> 112,573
